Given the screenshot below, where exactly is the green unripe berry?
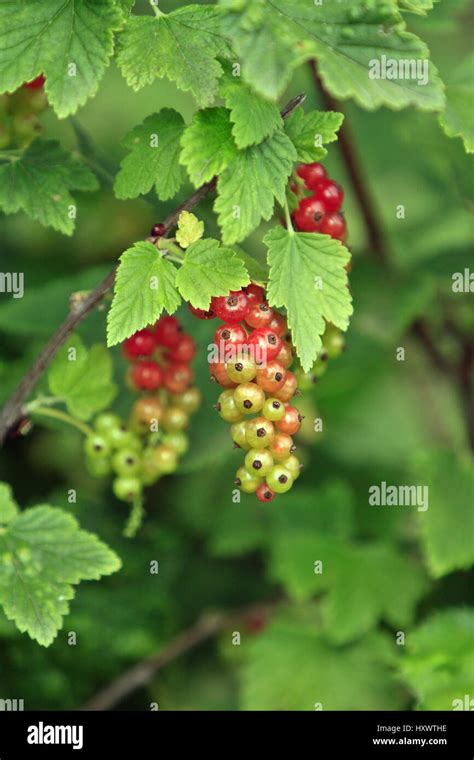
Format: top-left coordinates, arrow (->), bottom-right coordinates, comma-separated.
226,355 -> 257,383
85,455 -> 111,478
281,454 -> 301,480
322,324 -> 345,359
171,387 -> 201,414
84,434 -> 111,459
262,397 -> 285,421
235,466 -> 263,494
113,476 -> 142,503
162,406 -> 189,432
143,444 -> 178,476
245,416 -> 275,449
162,431 -> 189,456
244,448 -> 274,477
233,383 -> 265,415
230,420 -> 250,449
105,425 -> 141,451
267,465 -> 294,494
112,448 -> 142,477
94,412 -> 122,434
215,389 -> 243,423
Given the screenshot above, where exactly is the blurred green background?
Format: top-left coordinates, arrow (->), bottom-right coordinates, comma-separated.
0,0 -> 472,711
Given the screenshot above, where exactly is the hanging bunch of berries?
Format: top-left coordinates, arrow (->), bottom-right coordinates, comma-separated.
0,75 -> 48,149
84,316 -> 201,514
292,162 -> 346,241
190,285 -> 303,503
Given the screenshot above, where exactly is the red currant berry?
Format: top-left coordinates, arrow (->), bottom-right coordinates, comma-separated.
273,371 -> 298,402
24,74 -> 45,90
122,328 -> 156,361
150,222 -> 166,238
243,283 -> 265,306
163,363 -> 193,394
131,361 -> 162,391
210,361 -> 237,388
296,162 -> 327,190
320,212 -> 347,241
255,361 -> 287,394
212,290 -> 249,323
167,334 -> 196,363
214,323 -> 247,348
312,179 -> 344,213
155,316 -> 181,347
256,483 -> 276,503
245,302 -> 273,329
268,312 -> 287,337
269,433 -> 296,462
293,196 -> 327,232
276,404 -> 303,435
247,328 -> 282,362
188,303 -> 215,320
275,340 -> 293,369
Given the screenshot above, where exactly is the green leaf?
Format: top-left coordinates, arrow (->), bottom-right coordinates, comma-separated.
285,109 -> 344,163
400,609 -> 474,710
107,241 -> 180,346
116,6 -> 230,106
114,110 -> 185,201
175,239 -> 250,310
0,0 -> 123,118
232,247 -> 268,285
0,504 -> 121,646
413,451 -> 474,577
0,483 -> 19,526
438,54 -> 474,153
215,130 -> 297,244
48,335 -> 117,421
180,108 -> 237,186
219,0 -> 312,101
224,0 -> 445,111
0,140 -> 98,235
398,0 -> 438,14
265,226 -> 352,372
175,211 -> 205,249
219,70 -> 283,148
242,604 -> 403,709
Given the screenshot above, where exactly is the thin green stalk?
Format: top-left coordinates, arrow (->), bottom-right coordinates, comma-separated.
29,406 -> 93,437
283,196 -> 295,234
149,0 -> 165,17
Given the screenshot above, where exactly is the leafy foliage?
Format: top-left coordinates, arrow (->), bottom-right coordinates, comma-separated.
175,211 -> 205,249
438,54 -> 474,153
107,241 -> 180,346
242,605 -> 403,710
400,609 -> 474,710
265,227 -> 352,371
0,140 -> 98,234
215,130 -> 296,244
0,0 -> 123,117
180,107 -> 237,186
219,69 -> 283,149
116,5 -> 230,106
114,110 -> 185,201
175,239 -> 250,310
0,486 -> 120,646
48,334 -> 117,420
285,109 -> 344,163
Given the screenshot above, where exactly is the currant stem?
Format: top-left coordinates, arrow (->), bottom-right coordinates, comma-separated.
283,196 -> 295,235
149,0 -> 164,17
28,406 -> 93,437
123,495 -> 146,539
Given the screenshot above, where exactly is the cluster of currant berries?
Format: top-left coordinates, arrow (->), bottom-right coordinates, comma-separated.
84,316 -> 200,505
0,75 -> 48,149
189,285 -> 302,503
292,162 -> 346,241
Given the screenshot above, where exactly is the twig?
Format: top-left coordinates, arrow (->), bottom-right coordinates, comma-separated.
309,61 -> 388,265
81,601 -> 275,711
0,95 -> 306,446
